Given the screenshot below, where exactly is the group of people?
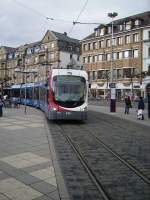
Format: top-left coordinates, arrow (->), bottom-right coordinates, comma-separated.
124,95 -> 145,120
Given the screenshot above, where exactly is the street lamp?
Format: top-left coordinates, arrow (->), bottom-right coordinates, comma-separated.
108,12 -> 118,112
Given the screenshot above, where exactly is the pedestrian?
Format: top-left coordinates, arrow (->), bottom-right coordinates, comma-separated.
137,96 -> 145,120
0,95 -> 4,117
124,96 -> 132,114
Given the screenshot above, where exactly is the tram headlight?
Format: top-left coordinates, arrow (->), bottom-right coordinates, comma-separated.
83,106 -> 88,111
51,107 -> 57,111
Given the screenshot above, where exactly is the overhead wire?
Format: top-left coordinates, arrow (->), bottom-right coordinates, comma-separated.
68,0 -> 89,34
12,0 -> 74,24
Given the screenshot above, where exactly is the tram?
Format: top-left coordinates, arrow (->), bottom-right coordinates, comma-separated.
8,68 -> 88,120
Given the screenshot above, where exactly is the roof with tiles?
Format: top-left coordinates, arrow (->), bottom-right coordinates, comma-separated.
52,31 -> 79,44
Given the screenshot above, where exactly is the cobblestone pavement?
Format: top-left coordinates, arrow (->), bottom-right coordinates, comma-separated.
48,109 -> 150,200
0,107 -> 69,200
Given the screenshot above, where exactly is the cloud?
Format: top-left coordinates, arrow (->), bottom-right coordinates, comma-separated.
0,0 -> 149,47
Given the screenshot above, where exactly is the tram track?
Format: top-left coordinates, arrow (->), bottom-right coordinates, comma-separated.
54,119 -> 150,200
60,126 -> 111,200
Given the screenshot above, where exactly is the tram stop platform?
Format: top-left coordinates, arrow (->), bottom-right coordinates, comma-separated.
0,106 -> 69,200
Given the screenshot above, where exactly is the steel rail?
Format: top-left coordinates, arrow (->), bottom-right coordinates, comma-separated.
59,127 -> 111,200
92,134 -> 150,186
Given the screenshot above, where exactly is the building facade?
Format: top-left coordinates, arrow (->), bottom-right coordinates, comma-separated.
0,30 -> 81,93
81,11 -> 150,100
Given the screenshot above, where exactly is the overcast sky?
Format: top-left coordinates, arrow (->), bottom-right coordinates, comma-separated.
0,0 -> 149,47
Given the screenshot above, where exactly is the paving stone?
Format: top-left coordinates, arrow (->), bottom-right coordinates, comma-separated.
22,162 -> 51,173
16,174 -> 41,185
31,181 -> 56,194
33,195 -> 54,200
46,189 -> 60,200
4,185 -> 42,200
30,167 -> 55,180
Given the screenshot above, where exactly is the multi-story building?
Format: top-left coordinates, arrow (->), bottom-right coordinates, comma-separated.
81,11 -> 150,99
0,30 -> 81,93
142,26 -> 150,97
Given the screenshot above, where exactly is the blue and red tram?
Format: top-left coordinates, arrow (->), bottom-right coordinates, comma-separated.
7,68 -> 88,120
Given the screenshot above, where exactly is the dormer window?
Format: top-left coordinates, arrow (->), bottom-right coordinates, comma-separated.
100,27 -> 105,36
125,21 -> 132,30
26,48 -> 32,55
119,25 -> 123,31
107,26 -> 112,34
134,19 -> 141,26
95,29 -> 99,36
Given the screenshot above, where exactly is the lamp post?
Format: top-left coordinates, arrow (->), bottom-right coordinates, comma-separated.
108,12 -> 118,112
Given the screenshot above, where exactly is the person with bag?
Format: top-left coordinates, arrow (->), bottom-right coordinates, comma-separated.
137,96 -> 145,120
0,96 -> 4,117
124,96 -> 132,114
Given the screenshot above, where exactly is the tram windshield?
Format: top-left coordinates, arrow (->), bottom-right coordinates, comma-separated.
52,75 -> 86,107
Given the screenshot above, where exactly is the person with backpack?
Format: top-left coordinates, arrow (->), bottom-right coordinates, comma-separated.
137,96 -> 145,120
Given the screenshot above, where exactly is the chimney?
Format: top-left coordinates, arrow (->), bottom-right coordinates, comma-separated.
64,32 -> 67,36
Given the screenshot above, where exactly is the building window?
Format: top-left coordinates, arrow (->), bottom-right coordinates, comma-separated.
133,49 -> 138,58
106,53 -> 111,61
90,56 -> 93,63
125,35 -> 131,44
106,39 -> 111,47
134,19 -> 141,26
93,42 -> 97,50
92,71 -> 96,80
117,37 -> 123,45
94,55 -> 98,62
113,52 -> 117,60
97,70 -> 104,79
133,33 -> 139,42
83,57 -> 88,63
83,44 -> 87,51
124,50 -> 130,58
49,53 -> 54,60
98,54 -> 103,61
51,43 -> 54,48
119,25 -> 123,31
117,69 -> 122,79
149,31 -> 150,39
88,43 -> 93,50
100,28 -> 105,36
123,68 -> 132,78
125,21 -> 132,30
148,47 -> 150,58
107,26 -> 112,34
118,52 -> 122,59
95,30 -> 98,36
99,40 -> 104,48
113,38 -> 117,46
